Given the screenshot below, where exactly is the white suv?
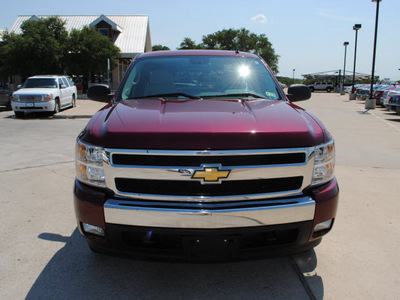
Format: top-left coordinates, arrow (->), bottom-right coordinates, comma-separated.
11,75 -> 77,117
308,82 -> 334,92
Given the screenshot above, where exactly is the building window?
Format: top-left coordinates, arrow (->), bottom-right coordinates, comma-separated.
98,28 -> 110,37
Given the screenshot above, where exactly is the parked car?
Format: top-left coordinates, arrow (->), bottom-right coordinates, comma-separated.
373,85 -> 397,106
355,85 -> 370,100
343,85 -> 353,93
386,94 -> 400,114
11,75 -> 77,117
308,82 -> 334,92
382,87 -> 400,109
344,84 -> 363,94
279,82 -> 287,89
355,85 -> 385,100
0,87 -> 12,110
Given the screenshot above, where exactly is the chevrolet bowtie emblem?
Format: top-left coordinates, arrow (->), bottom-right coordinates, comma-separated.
192,167 -> 230,184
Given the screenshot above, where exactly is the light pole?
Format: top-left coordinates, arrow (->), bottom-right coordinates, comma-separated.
350,24 -> 362,100
366,0 -> 382,109
341,42 -> 349,95
293,69 -> 295,84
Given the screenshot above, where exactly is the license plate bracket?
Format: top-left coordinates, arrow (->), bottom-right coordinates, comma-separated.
183,235 -> 241,260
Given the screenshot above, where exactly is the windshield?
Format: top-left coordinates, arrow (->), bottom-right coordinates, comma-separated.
23,78 -> 58,88
117,55 -> 281,100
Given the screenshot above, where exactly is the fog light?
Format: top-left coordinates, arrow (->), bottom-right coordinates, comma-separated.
83,223 -> 105,236
313,219 -> 333,237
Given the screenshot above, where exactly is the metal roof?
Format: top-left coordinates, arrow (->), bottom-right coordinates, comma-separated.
302,70 -> 371,80
9,15 -> 151,57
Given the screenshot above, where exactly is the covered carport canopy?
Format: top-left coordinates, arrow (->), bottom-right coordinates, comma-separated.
302,70 -> 371,86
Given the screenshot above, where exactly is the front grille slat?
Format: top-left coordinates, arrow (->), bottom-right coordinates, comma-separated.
20,95 -> 43,101
112,153 -> 306,167
115,177 -> 303,197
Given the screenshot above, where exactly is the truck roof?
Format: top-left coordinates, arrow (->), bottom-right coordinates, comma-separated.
137,50 -> 260,59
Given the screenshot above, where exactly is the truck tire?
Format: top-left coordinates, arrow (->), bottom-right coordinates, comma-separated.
6,99 -> 12,111
52,99 -> 60,115
309,87 -> 314,92
327,87 -> 332,92
71,94 -> 76,108
14,111 -> 24,118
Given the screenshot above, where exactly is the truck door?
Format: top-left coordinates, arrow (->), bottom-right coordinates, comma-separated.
61,77 -> 71,107
58,78 -> 66,107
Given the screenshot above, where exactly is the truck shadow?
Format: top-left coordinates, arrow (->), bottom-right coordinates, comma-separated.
4,112 -> 93,120
26,229 -> 323,299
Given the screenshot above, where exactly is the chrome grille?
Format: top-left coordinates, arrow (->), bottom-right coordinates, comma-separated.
103,148 -> 315,202
20,95 -> 43,101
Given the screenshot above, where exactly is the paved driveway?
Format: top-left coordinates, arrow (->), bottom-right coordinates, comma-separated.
0,94 -> 399,299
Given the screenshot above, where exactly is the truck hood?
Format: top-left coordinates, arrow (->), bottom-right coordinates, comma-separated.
13,88 -> 58,95
82,98 -> 329,149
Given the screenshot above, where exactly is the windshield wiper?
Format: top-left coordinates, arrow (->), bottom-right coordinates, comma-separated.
203,93 -> 266,99
133,93 -> 201,99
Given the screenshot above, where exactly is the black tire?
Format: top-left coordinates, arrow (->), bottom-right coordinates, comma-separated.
6,99 -> 12,111
71,94 -> 76,108
309,87 -> 314,92
53,99 -> 60,115
14,111 -> 24,118
327,88 -> 332,93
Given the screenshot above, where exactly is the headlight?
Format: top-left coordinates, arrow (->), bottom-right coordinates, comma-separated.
43,94 -> 53,101
76,140 -> 106,187
311,140 -> 335,186
11,94 -> 20,101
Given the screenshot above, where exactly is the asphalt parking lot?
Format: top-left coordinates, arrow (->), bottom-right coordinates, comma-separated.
0,93 -> 399,299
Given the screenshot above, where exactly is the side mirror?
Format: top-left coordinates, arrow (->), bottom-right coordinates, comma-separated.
60,84 -> 66,89
17,85 -> 22,89
287,84 -> 311,102
87,84 -> 113,102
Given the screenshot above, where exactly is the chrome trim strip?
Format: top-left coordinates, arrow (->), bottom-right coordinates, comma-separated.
104,164 -> 309,181
109,190 -> 304,202
105,147 -> 311,156
104,197 -> 315,229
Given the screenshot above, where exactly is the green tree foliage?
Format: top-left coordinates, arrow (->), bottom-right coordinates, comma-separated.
0,17 -> 120,83
66,26 -> 120,79
178,37 -> 204,50
0,17 -> 68,78
178,28 -> 279,73
152,44 -> 170,51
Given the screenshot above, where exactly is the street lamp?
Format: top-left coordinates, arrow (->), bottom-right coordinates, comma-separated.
293,69 -> 295,84
341,42 -> 349,95
350,24 -> 362,100
366,0 -> 382,109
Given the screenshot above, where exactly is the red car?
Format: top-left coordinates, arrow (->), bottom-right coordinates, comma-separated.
74,50 -> 339,261
373,85 -> 398,106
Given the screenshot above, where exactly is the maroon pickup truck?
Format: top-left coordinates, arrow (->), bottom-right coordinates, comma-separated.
74,50 -> 338,261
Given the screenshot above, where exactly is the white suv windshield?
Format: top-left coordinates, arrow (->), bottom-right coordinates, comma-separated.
23,78 -> 58,88
118,56 -> 281,100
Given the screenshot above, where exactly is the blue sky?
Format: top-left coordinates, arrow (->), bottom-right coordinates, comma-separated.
1,0 -> 399,81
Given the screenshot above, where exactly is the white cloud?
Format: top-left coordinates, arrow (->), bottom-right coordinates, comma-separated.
316,9 -> 362,22
251,14 -> 268,24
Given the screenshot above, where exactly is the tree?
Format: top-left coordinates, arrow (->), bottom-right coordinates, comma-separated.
0,17 -> 120,88
0,17 -> 69,78
152,44 -> 170,51
66,26 -> 120,88
177,28 -> 279,73
178,37 -> 204,50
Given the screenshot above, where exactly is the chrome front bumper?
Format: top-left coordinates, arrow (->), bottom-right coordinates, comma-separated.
12,100 -> 56,112
104,196 -> 315,229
